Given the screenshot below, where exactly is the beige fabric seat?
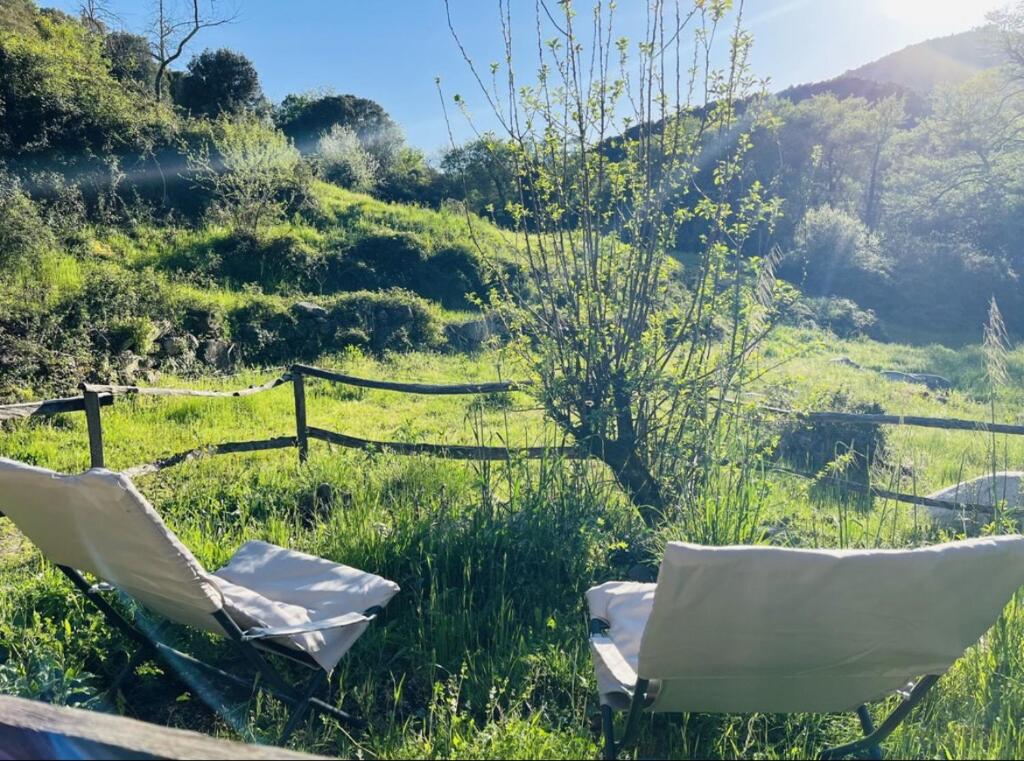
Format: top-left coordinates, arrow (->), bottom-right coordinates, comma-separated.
588,538 -> 1024,758
0,457 -> 399,673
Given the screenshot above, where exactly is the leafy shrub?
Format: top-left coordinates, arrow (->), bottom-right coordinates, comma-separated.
315,124 -> 378,192
328,232 -> 486,308
227,288 -> 442,364
0,174 -> 52,270
781,206 -> 891,303
188,115 -> 311,237
786,296 -> 883,339
328,289 -> 442,353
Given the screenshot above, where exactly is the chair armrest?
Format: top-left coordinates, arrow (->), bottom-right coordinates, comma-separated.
241,610 -> 373,641
590,633 -> 639,689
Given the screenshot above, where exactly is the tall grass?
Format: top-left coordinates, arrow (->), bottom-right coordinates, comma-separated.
2,336 -> 1024,758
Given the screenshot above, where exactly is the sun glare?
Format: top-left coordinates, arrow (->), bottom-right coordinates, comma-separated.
875,0 -> 1004,27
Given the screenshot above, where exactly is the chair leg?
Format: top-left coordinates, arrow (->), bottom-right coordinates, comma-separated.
279,670 -> 328,746
600,704 -> 617,761
856,705 -> 883,760
599,680 -> 650,761
819,675 -> 939,760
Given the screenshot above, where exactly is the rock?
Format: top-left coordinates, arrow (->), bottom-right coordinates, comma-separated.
881,370 -> 953,391
926,472 -> 1024,531
159,335 -> 189,357
292,301 -> 329,320
445,314 -> 504,351
830,356 -> 862,370
200,339 -> 235,372
910,373 -> 953,391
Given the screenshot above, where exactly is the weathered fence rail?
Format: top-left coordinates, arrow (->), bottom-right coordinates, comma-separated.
2,364 -> 1022,516
0,393 -> 113,422
0,694 -> 328,760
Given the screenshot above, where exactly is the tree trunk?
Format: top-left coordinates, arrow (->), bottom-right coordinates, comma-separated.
593,438 -> 666,527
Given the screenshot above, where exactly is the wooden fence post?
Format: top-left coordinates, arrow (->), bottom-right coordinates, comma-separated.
292,370 -> 309,464
81,390 -> 105,469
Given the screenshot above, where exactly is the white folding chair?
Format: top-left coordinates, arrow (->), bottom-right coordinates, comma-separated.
587,538 -> 1024,759
0,457 -> 400,744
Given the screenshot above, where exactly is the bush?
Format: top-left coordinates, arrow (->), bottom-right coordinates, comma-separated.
315,125 -> 378,192
785,296 -> 882,339
227,289 -> 442,364
781,206 -> 891,303
773,390 -> 887,484
327,232 -> 486,308
188,115 -> 310,237
328,289 -> 442,353
0,174 -> 52,270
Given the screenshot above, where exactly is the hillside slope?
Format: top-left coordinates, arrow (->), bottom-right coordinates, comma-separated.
845,27 -> 1005,93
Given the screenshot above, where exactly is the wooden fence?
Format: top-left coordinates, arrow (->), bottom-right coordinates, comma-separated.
2,363 -> 1022,515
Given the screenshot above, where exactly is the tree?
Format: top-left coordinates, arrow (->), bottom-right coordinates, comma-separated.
189,115 -> 304,237
783,206 -> 890,301
275,92 -> 393,152
146,0 -> 236,103
174,47 -> 264,117
445,0 -> 782,524
990,2 -> 1024,80
441,135 -> 517,225
316,124 -> 378,192
103,31 -> 158,92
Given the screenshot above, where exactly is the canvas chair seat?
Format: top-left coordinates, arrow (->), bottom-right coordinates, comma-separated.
211,540 -> 399,671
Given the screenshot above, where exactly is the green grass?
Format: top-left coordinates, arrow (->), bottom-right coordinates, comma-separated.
2,331 -> 1024,758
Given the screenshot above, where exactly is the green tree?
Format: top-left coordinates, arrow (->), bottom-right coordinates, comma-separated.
275,92 -> 393,152
189,115 -> 305,237
173,47 -> 264,117
446,0 -> 782,523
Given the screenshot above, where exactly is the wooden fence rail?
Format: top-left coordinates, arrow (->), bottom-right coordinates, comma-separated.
0,694 -> 328,760
3,363 -> 1023,516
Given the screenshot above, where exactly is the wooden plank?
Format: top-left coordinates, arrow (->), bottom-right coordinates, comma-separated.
122,437 -> 297,478
80,375 -> 292,399
81,391 -> 105,469
0,394 -> 112,422
307,426 -> 579,460
293,373 -> 309,464
764,406 -> 1024,436
292,364 -> 530,395
0,694 -> 329,760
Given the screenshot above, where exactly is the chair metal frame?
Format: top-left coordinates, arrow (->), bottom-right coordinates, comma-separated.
591,618 -> 940,760
58,564 -> 381,746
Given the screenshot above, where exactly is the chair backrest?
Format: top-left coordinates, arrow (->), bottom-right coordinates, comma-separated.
0,458 -> 223,629
638,537 -> 1024,713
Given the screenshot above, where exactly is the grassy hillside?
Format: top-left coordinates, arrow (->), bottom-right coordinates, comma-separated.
0,180 -> 516,400
2,331 -> 1024,758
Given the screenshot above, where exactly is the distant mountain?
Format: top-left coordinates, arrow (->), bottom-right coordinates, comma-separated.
844,27 -> 1005,94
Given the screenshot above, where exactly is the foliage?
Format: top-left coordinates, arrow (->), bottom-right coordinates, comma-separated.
173,47 -> 264,118
102,31 -> 157,93
276,91 -> 393,152
783,205 -> 890,301
315,124 -> 378,192
188,115 -> 308,237
0,172 -> 53,270
446,0 -> 782,523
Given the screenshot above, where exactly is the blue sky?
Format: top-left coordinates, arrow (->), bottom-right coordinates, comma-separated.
47,0 -> 1007,155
